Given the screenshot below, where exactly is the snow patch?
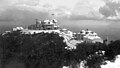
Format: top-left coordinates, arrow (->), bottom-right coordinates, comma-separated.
101,55 -> 120,68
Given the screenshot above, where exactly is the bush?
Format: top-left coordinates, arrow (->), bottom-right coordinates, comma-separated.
0,31 -> 67,68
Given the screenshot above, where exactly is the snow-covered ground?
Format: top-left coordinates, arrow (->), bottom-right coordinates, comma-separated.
101,55 -> 120,68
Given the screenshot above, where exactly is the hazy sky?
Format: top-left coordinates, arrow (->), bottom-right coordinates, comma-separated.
0,0 -> 120,22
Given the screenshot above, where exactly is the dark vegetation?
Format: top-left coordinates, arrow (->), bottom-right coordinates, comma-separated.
0,30 -> 120,68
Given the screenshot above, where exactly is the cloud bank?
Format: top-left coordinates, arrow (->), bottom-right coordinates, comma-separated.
99,0 -> 120,20
0,0 -> 120,25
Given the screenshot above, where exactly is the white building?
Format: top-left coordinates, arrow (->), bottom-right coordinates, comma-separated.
28,19 -> 59,30
13,27 -> 24,31
80,29 -> 103,43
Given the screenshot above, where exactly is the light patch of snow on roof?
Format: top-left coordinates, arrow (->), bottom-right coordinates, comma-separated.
62,28 -> 67,31
43,20 -> 50,22
22,29 -> 61,34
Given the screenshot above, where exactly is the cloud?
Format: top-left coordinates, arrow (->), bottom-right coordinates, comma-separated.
0,0 -> 120,24
70,0 -> 105,19
99,0 -> 120,20
0,6 -> 50,25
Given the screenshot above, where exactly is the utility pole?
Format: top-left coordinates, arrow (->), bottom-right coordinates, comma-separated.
104,36 -> 109,45
106,36 -> 109,45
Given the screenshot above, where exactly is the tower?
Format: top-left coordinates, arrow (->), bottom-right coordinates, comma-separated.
35,19 -> 39,25
106,36 -> 109,45
35,19 -> 40,29
103,36 -> 109,45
